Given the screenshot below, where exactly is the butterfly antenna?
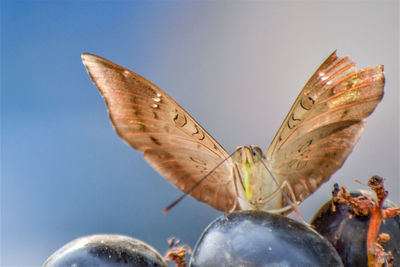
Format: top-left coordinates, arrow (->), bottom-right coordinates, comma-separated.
249,147 -> 307,224
163,150 -> 239,214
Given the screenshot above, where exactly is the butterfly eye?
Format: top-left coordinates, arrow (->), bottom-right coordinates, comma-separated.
251,146 -> 262,157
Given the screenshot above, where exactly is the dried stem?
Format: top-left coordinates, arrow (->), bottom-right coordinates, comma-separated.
366,176 -> 387,267
332,176 -> 399,267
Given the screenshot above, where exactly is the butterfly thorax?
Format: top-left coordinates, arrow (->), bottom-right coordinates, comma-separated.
233,146 -> 282,211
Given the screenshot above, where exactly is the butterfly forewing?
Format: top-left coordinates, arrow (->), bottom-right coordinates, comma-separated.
266,52 -> 384,205
82,53 -> 237,212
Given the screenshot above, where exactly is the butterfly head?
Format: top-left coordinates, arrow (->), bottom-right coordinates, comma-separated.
233,146 -> 282,211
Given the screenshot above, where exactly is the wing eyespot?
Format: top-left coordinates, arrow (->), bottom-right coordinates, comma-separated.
192,124 -> 205,140
173,110 -> 187,127
300,95 -> 315,110
287,113 -> 302,129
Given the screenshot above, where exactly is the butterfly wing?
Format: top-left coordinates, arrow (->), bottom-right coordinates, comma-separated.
266,51 -> 384,205
82,53 -> 237,212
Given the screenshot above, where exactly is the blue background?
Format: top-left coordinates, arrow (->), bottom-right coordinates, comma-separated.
2,1 -> 399,266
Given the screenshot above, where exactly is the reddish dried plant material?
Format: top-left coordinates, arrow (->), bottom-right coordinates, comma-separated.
332,176 -> 399,267
164,238 -> 192,267
383,206 -> 400,219
366,176 -> 387,267
378,233 -> 390,243
332,185 -> 375,217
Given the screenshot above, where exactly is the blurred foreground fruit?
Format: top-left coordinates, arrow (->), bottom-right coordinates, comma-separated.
190,210 -> 343,267
311,190 -> 400,266
42,234 -> 167,267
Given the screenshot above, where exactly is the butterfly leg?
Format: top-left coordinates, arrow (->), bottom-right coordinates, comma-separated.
266,181 -> 308,224
267,205 -> 296,214
228,198 -> 239,213
278,180 -> 309,225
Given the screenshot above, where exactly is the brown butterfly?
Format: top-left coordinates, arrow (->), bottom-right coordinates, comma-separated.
82,51 -> 384,214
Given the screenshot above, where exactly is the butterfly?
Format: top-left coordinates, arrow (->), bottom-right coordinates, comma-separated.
82,51 -> 384,214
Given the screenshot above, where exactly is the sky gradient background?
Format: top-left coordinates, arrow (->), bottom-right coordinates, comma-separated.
1,1 -> 399,266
